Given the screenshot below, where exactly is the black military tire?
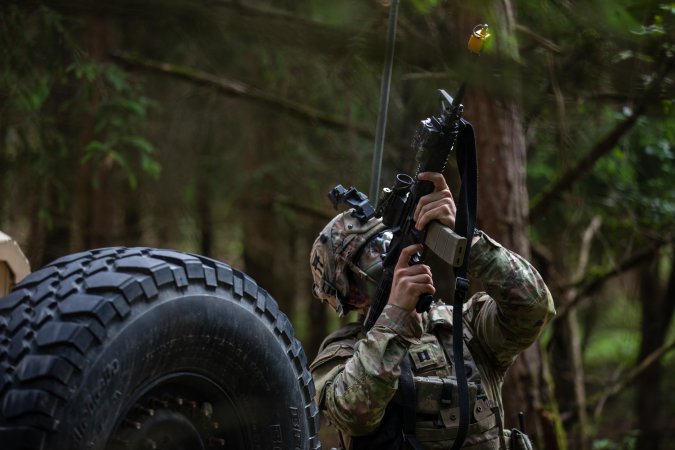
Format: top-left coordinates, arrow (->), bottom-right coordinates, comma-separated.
0,247 -> 320,450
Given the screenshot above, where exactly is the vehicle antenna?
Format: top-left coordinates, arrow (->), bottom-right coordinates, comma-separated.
369,0 -> 400,205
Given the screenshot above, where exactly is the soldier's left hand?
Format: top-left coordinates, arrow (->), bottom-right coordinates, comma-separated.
414,172 -> 456,230
388,244 -> 435,311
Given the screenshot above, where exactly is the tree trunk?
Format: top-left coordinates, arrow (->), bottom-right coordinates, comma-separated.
122,182 -> 143,246
635,257 -> 675,450
71,15 -> 117,252
451,2 -> 558,447
0,105 -> 8,227
196,101 -> 217,257
240,110 -> 295,316
36,187 -> 73,267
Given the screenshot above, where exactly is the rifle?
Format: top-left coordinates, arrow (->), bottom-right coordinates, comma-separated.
329,87 -> 474,330
330,25 -> 488,449
330,86 -> 478,450
329,84 -> 479,450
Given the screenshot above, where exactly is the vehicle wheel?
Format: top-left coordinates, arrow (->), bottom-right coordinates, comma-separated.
0,247 -> 320,450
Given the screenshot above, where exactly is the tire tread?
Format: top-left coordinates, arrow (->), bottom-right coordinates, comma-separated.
0,247 -> 320,449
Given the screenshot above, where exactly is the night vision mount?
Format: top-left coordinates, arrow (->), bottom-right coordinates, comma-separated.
328,185 -> 376,224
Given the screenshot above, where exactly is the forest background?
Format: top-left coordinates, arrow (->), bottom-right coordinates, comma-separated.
1,0 -> 673,449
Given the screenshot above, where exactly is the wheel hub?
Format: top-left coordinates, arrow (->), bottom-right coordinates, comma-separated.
108,375 -> 239,450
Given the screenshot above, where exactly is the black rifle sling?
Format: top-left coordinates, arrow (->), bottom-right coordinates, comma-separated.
449,118 -> 478,450
396,119 -> 478,450
364,118 -> 478,449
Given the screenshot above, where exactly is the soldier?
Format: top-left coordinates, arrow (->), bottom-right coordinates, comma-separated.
309,172 -> 555,450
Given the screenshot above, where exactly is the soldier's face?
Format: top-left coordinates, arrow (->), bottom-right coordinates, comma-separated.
352,230 -> 392,301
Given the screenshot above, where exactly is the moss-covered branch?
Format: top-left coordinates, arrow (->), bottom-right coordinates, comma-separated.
112,51 -> 375,140
553,237 -> 675,321
589,337 -> 675,418
529,61 -> 672,222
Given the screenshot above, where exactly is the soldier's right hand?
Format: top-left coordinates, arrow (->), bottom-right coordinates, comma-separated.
414,172 -> 456,230
387,244 -> 435,311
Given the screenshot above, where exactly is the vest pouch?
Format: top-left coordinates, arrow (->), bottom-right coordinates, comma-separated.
413,376 -> 478,415
506,429 -> 533,450
413,377 -> 500,449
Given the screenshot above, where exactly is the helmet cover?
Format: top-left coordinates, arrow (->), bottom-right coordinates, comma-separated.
310,210 -> 386,316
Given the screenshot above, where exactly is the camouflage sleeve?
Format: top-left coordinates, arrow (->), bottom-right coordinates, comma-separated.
314,305 -> 422,436
467,231 -> 555,371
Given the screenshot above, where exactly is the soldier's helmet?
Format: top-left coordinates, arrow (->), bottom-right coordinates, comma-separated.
310,210 -> 390,316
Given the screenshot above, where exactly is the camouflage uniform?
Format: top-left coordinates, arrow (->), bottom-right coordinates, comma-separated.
310,224 -> 555,449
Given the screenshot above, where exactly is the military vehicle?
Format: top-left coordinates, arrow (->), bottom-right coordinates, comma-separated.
0,233 -> 31,298
0,235 -> 320,449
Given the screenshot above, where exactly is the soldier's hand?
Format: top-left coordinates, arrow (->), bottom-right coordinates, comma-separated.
388,244 -> 435,311
414,172 -> 456,231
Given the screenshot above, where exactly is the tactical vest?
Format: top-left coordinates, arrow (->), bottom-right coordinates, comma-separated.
314,314 -> 508,450
403,324 -> 504,450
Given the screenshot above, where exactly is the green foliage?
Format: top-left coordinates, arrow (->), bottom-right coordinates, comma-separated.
526,0 -> 674,255
410,0 -> 440,13
590,112 -> 675,235
592,433 -> 638,450
77,63 -> 160,189
0,4 -> 159,199
1,1 -> 674,447
584,296 -> 641,367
